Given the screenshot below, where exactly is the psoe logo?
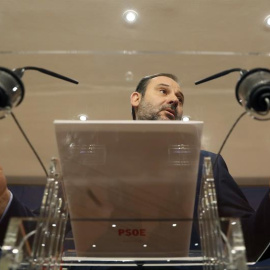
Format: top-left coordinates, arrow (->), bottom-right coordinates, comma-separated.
118,229 -> 146,236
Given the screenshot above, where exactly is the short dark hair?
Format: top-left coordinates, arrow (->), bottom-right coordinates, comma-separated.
132,73 -> 179,120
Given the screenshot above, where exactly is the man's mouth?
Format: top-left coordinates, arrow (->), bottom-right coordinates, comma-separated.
164,109 -> 176,119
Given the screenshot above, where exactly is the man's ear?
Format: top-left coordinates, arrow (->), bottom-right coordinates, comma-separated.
130,92 -> 141,108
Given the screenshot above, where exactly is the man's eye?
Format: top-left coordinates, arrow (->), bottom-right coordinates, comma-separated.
160,89 -> 167,94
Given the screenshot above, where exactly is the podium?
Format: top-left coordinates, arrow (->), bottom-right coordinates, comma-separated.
0,156 -> 253,270
1,120 -> 269,269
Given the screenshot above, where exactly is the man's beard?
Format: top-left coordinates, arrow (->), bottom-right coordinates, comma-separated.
136,99 -> 182,120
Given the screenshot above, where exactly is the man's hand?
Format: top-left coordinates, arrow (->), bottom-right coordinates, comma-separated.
0,165 -> 11,218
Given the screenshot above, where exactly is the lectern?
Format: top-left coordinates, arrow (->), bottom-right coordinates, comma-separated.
0,121 -> 258,270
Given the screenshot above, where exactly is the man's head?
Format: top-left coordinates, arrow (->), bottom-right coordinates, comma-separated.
130,73 -> 184,120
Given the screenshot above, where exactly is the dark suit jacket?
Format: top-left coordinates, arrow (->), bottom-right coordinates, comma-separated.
1,150 -> 270,262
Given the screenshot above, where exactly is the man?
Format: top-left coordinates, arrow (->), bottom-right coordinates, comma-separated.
130,73 -> 270,261
0,73 -> 270,263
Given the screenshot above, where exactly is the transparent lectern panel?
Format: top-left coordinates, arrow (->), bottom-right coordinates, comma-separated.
54,120 -> 203,258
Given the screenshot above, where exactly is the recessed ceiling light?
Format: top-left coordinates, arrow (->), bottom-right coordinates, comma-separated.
77,114 -> 88,121
264,15 -> 270,28
182,115 -> 191,122
123,10 -> 138,24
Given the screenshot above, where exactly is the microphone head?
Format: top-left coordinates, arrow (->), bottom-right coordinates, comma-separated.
0,67 -> 24,119
235,68 -> 270,120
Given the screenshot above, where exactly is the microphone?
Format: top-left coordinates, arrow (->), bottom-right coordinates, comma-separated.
195,67 -> 270,120
236,68 -> 270,117
0,67 -> 25,118
0,66 -> 78,119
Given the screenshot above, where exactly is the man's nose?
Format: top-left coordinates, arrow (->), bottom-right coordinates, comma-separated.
168,95 -> 179,107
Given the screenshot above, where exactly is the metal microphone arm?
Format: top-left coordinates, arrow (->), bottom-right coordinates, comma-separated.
13,66 -> 79,84
195,68 -> 246,85
0,66 -> 79,119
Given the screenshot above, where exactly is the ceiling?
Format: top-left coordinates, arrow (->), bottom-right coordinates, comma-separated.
1,0 -> 270,186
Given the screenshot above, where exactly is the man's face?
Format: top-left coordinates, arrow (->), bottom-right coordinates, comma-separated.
133,76 -> 184,120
